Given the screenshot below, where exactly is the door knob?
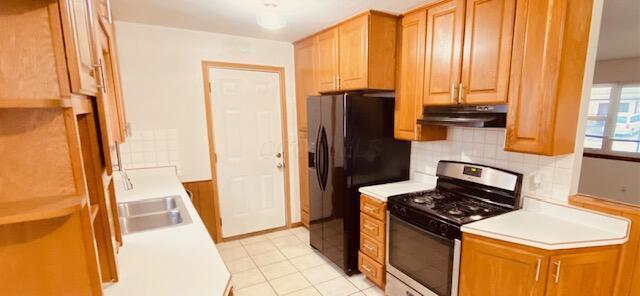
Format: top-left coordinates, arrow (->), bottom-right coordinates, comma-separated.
275,152 -> 282,158
276,163 -> 284,168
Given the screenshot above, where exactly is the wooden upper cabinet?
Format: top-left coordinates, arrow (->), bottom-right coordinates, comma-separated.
422,0 -> 465,106
395,10 -> 426,140
395,9 -> 447,141
460,234 -> 548,296
95,0 -> 113,25
315,28 -> 340,93
545,249 -> 619,296
60,0 -> 98,96
94,21 -> 121,173
339,15 -> 369,90
505,0 -> 593,155
460,0 -> 516,104
307,11 -> 397,93
294,37 -> 317,132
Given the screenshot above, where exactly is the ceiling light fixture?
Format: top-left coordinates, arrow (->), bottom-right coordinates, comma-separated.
256,2 -> 287,30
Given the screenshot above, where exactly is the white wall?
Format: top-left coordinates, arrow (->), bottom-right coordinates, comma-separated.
410,128 -> 576,202
113,21 -> 302,222
576,56 -> 640,203
579,157 -> 640,204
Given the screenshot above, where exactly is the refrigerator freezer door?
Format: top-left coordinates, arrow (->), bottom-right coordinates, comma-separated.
307,97 -> 323,252
320,95 -> 347,270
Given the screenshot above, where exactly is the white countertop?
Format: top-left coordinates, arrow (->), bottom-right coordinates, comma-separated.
358,179 -> 436,202
103,167 -> 231,296
461,197 -> 631,250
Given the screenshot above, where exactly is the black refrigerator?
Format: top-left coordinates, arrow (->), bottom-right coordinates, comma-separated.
307,93 -> 410,275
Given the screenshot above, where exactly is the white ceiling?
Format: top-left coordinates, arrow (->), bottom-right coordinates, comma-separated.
111,0 -> 639,59
596,0 -> 640,61
110,0 -> 432,42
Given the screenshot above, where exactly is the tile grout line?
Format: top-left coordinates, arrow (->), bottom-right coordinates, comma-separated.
225,228 -> 379,296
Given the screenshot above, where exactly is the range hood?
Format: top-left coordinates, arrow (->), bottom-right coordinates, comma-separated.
417,105 -> 507,128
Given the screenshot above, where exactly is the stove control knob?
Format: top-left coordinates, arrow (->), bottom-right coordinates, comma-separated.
439,224 -> 449,234
399,207 -> 407,215
428,220 -> 437,230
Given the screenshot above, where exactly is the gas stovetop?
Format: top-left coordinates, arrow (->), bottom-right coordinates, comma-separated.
389,188 -> 511,225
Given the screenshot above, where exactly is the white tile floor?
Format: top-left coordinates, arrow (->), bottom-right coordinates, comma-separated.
216,227 -> 385,296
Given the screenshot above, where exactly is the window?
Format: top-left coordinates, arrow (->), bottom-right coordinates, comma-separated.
584,84 -> 640,157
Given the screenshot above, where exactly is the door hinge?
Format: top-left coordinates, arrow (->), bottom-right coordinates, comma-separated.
208,82 -> 212,93
219,218 -> 222,226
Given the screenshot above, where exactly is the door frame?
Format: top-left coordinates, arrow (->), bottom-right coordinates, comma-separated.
201,61 -> 293,241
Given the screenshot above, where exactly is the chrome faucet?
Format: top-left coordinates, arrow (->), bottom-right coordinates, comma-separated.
120,169 -> 134,191
115,143 -> 134,191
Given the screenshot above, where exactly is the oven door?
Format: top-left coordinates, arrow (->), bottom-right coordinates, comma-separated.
386,213 -> 461,296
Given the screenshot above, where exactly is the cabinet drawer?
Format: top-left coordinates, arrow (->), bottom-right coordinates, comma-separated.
360,214 -> 385,242
359,251 -> 385,288
360,232 -> 385,263
360,195 -> 386,221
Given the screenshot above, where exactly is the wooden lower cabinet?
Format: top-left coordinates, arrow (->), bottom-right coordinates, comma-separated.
460,233 -> 620,296
358,194 -> 386,289
460,233 -> 548,296
359,251 -> 385,287
298,132 -> 310,229
569,195 -> 640,296
545,249 -> 619,296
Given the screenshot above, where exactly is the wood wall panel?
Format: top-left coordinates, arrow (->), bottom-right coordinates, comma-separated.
183,180 -> 219,242
0,109 -> 76,201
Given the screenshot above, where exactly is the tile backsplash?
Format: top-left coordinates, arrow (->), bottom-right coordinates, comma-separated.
410,127 -> 576,202
119,129 -> 182,175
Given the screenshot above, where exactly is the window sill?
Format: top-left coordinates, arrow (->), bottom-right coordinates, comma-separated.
583,152 -> 640,163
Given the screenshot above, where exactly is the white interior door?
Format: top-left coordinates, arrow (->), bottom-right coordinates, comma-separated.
209,67 -> 286,238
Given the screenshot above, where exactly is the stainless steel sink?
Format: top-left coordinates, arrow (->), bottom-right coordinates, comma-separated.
118,196 -> 178,217
118,196 -> 192,234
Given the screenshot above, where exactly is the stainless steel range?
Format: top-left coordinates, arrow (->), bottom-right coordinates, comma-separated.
385,161 -> 523,296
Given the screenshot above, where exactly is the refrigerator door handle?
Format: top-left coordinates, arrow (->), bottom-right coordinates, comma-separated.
314,125 -> 324,190
320,126 -> 329,189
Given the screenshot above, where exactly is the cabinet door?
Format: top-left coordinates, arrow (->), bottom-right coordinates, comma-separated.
94,22 -> 121,174
395,10 -> 426,140
60,0 -> 98,95
395,10 -> 448,141
423,0 -> 465,105
545,248 -> 619,296
460,0 -> 516,104
339,14 -> 368,90
505,0 -> 593,155
459,234 -> 548,296
315,28 -> 339,93
297,132 -> 309,227
294,37 -> 317,132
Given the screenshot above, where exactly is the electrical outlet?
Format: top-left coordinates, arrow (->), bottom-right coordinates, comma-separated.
531,174 -> 543,189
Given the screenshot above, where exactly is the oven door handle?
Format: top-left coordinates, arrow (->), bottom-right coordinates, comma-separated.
388,212 -> 455,242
